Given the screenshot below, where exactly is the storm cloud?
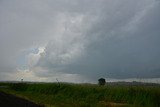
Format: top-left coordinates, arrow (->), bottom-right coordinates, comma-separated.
0,0 -> 160,82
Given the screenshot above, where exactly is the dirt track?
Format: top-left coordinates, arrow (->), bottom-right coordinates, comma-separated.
0,91 -> 44,107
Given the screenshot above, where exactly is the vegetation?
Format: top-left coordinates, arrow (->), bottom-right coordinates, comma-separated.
98,78 -> 106,86
0,82 -> 160,107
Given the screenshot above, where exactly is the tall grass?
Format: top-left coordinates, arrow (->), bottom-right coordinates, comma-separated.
1,82 -> 160,107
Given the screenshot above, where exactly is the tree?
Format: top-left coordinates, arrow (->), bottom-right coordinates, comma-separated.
98,78 -> 106,85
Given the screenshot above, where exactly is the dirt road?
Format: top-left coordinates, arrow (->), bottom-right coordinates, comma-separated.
0,91 -> 44,107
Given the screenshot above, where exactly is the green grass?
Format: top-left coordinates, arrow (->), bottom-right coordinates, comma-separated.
0,82 -> 160,107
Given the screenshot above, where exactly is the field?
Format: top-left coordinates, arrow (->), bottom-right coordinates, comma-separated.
0,82 -> 160,107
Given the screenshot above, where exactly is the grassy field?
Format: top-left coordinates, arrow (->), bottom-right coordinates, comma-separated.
0,82 -> 160,107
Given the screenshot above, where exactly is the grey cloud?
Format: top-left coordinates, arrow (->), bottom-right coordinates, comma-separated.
0,0 -> 160,82
34,0 -> 160,80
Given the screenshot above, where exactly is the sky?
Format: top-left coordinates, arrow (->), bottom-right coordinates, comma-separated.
0,0 -> 160,83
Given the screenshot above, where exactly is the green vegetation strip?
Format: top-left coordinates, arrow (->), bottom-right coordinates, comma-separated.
0,82 -> 160,107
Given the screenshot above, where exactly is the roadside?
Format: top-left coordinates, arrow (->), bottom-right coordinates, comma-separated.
0,91 -> 44,107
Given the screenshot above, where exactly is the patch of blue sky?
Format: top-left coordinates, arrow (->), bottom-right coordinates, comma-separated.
30,47 -> 39,54
16,47 -> 39,69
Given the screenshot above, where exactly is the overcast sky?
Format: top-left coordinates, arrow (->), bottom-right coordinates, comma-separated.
0,0 -> 160,83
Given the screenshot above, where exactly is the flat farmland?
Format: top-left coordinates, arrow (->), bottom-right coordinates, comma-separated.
0,82 -> 160,107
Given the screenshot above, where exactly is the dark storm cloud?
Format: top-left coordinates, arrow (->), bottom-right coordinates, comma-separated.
0,0 -> 160,82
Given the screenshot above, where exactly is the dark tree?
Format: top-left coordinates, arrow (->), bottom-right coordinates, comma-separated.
98,78 -> 106,85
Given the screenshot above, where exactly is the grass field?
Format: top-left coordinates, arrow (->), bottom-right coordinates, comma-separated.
0,82 -> 160,107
